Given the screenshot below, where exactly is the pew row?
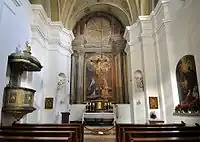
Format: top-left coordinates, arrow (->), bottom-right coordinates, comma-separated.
0,123 -> 84,142
131,137 -> 200,142
116,122 -> 200,142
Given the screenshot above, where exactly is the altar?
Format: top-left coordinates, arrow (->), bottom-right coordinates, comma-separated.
82,90 -> 115,126
82,112 -> 116,126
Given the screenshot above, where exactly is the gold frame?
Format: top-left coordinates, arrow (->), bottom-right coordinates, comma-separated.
45,97 -> 53,109
149,97 -> 158,109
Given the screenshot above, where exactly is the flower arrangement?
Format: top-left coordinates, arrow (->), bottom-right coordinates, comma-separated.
175,104 -> 200,113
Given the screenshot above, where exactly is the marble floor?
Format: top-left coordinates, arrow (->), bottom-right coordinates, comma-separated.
84,126 -> 115,142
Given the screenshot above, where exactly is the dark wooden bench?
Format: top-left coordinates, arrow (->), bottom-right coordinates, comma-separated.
0,135 -> 71,142
12,123 -> 84,142
116,123 -> 187,142
0,129 -> 76,142
124,130 -> 200,142
130,137 -> 200,142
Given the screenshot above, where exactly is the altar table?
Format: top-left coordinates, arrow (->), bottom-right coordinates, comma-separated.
82,112 -> 116,125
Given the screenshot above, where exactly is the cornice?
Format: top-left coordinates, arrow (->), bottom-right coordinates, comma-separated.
31,4 -> 75,41
31,4 -> 74,55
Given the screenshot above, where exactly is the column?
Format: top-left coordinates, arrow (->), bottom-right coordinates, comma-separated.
76,49 -> 84,103
70,53 -> 76,103
122,51 -> 129,103
116,51 -> 123,103
139,16 -> 160,121
124,45 -> 134,123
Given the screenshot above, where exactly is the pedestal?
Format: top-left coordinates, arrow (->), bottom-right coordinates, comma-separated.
61,112 -> 70,123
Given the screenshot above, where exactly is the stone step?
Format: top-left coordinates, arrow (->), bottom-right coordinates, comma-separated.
84,126 -> 115,135
84,134 -> 115,142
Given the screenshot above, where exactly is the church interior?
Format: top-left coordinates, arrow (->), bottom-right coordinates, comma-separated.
0,0 -> 200,141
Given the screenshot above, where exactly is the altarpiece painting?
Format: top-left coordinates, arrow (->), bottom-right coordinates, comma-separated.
84,53 -> 113,101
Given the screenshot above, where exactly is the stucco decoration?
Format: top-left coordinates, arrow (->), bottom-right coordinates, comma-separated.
57,73 -> 66,93
134,70 -> 144,92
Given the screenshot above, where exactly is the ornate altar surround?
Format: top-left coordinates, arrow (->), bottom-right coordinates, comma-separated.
70,12 -> 128,104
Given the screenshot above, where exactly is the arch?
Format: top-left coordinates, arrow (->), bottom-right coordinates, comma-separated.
66,2 -> 132,29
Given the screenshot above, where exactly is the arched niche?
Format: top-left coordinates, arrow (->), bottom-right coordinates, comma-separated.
176,55 -> 200,112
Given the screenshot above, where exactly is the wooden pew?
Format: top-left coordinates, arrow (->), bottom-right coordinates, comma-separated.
124,130 -> 200,142
0,129 -> 77,142
12,123 -> 84,142
131,137 -> 200,142
116,123 -> 186,142
0,135 -> 71,142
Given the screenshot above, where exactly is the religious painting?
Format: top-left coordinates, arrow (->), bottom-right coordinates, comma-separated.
149,97 -> 158,109
24,93 -> 33,105
8,92 -> 17,104
176,55 -> 200,111
134,70 -> 144,92
84,53 -> 113,101
45,97 -> 53,109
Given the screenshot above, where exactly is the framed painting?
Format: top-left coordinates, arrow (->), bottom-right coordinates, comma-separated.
149,97 -> 158,109
45,97 -> 53,109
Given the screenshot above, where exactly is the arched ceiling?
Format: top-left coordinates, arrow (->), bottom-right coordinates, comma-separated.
30,0 -> 152,29
59,0 -> 139,29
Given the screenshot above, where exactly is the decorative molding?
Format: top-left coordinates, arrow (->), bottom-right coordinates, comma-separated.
31,4 -> 74,41
12,0 -> 23,7
31,5 -> 74,55
4,1 -> 16,15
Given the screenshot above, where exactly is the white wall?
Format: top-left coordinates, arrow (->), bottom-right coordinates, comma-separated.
0,0 -> 32,124
168,0 -> 200,124
116,104 -> 132,123
27,5 -> 74,124
125,0 -> 200,124
0,2 -> 74,125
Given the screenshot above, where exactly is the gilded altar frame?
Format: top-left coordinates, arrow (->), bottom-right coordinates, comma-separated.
83,53 -> 115,102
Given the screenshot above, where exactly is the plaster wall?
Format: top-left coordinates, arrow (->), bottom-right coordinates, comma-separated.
116,104 -> 131,123
29,5 -> 74,124
124,0 -> 200,124
152,0 -> 200,124
124,23 -> 147,123
0,2 -> 74,125
0,0 -> 32,125
168,0 -> 200,124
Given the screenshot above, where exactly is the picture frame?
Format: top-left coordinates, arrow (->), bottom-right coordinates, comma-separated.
149,97 -> 158,109
45,97 -> 53,109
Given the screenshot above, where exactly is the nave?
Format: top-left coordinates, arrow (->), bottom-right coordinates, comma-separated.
0,0 -> 200,142
0,122 -> 199,142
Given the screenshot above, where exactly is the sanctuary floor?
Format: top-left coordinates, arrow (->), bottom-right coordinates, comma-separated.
84,126 -> 115,142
